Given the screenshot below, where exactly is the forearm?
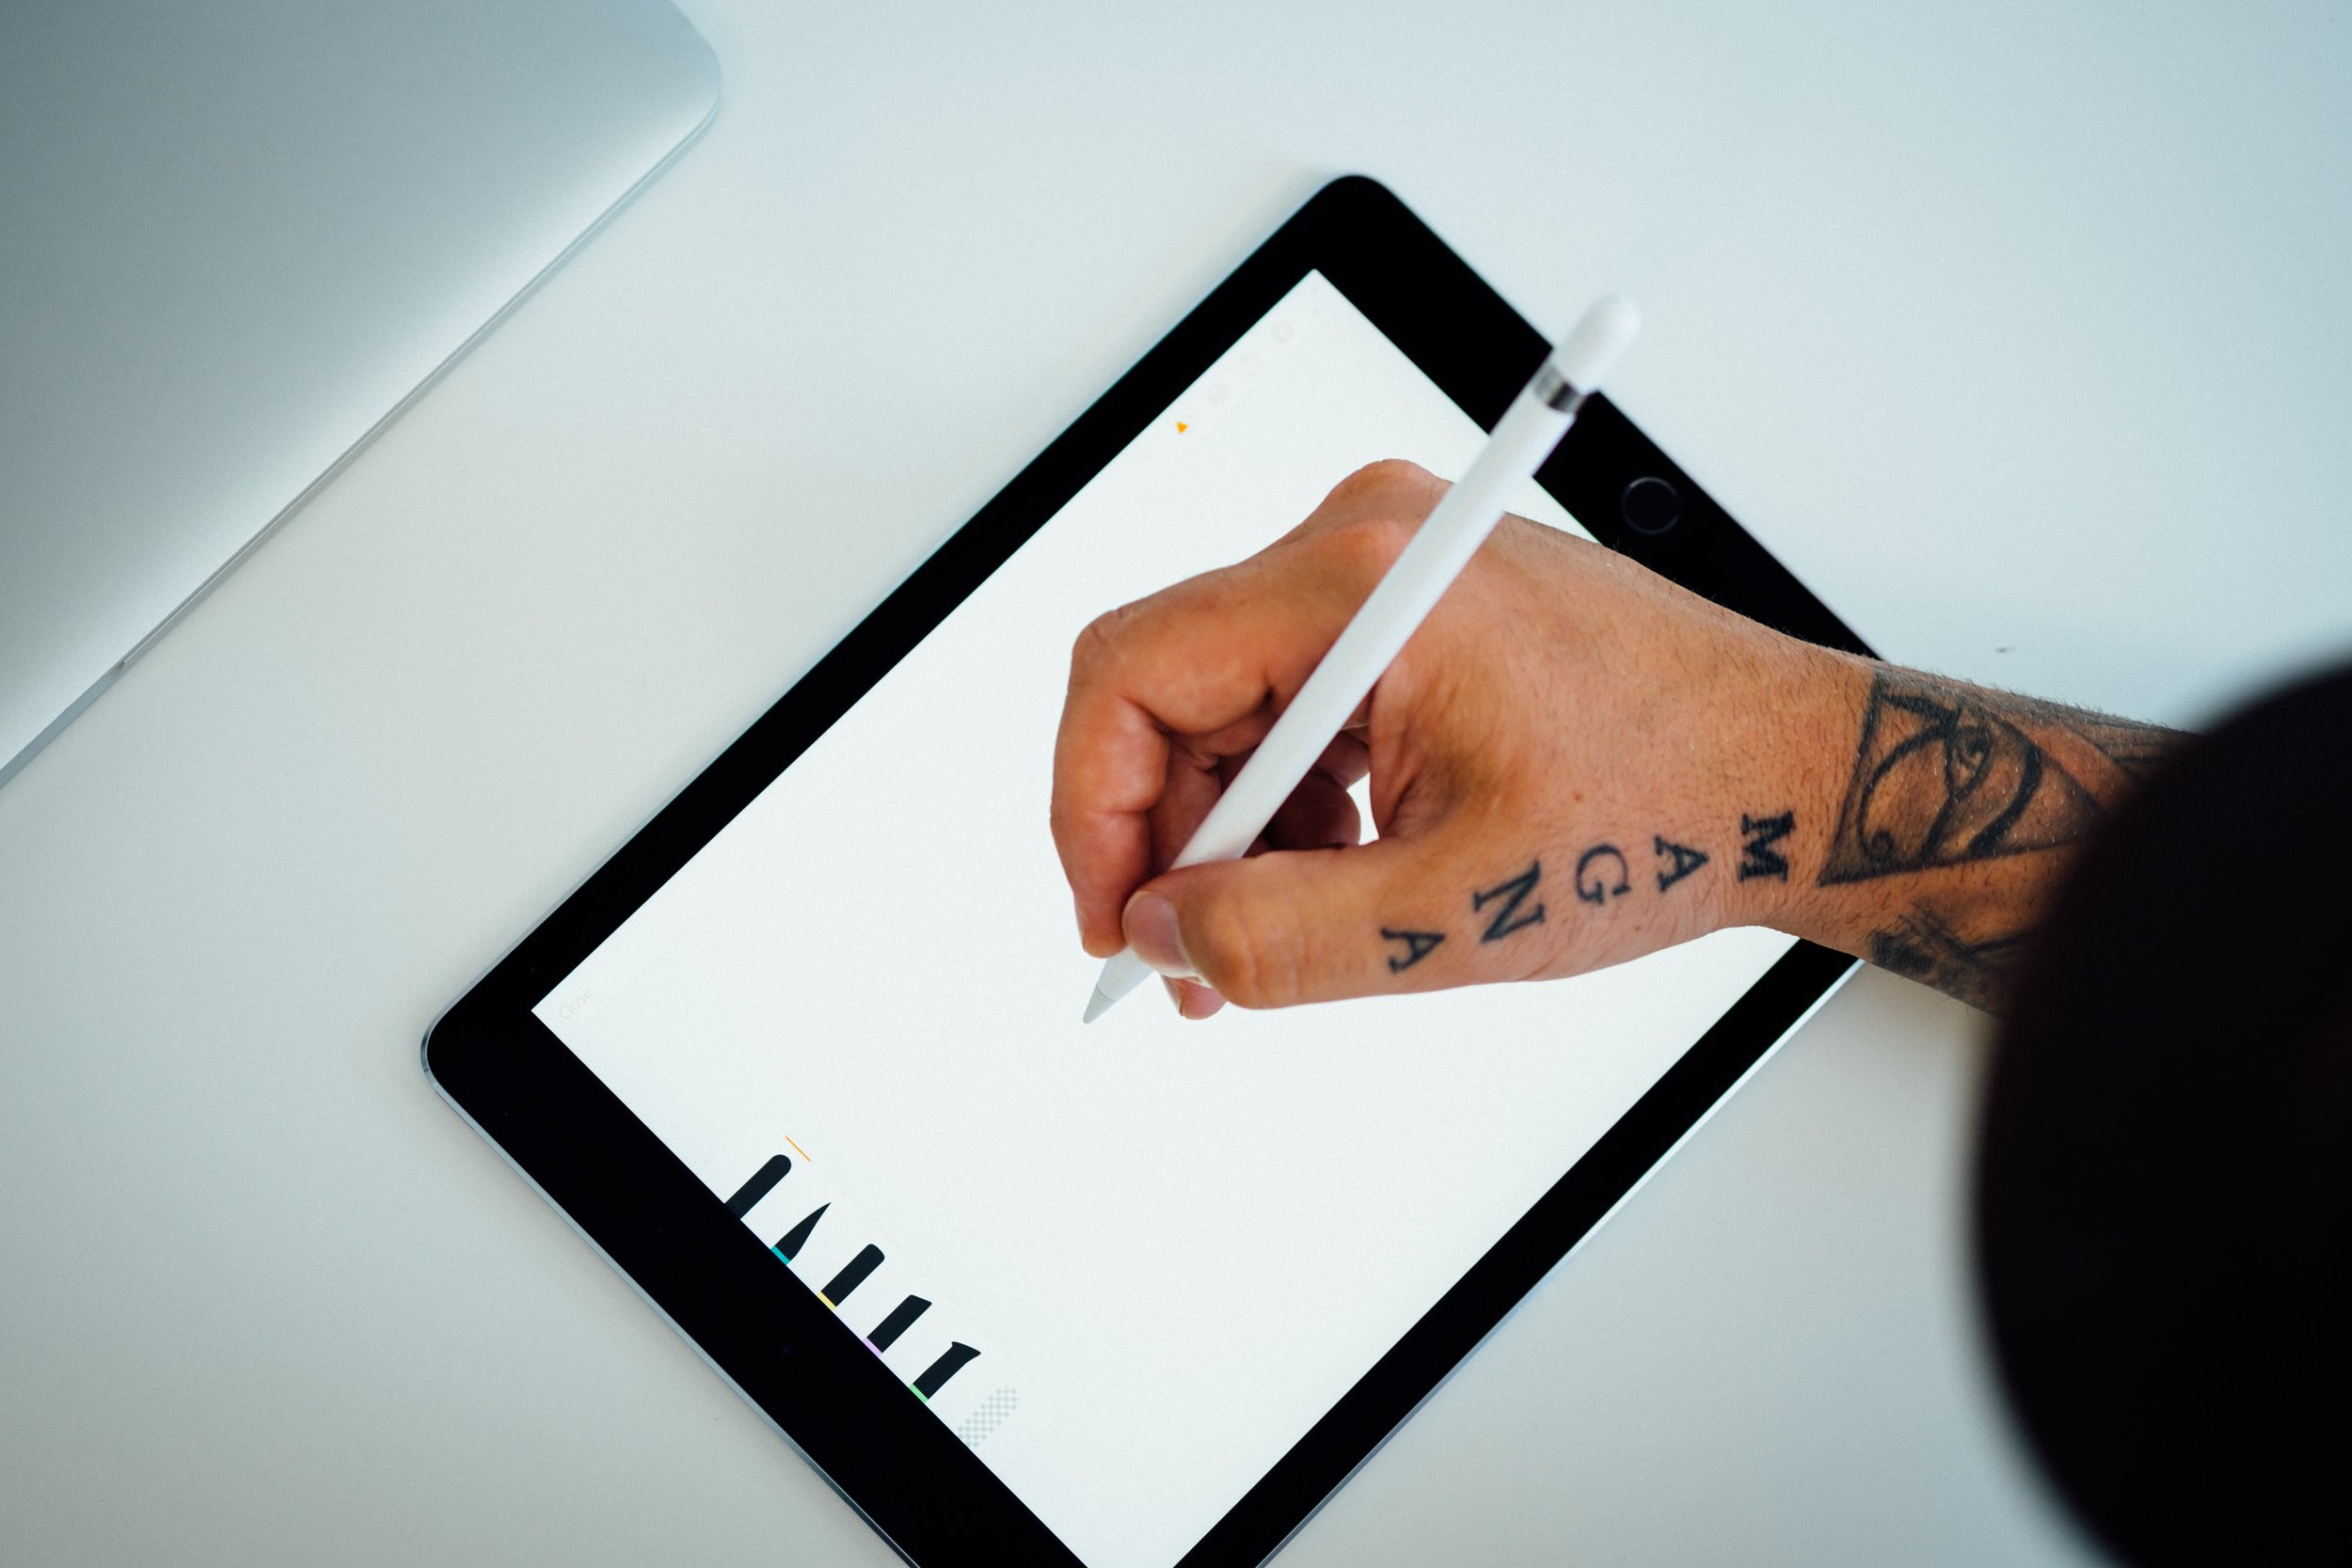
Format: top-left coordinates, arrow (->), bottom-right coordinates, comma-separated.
1742,653 -> 2182,1012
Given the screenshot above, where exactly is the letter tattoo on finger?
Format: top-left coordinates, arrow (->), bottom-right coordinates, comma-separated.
1573,845 -> 1632,906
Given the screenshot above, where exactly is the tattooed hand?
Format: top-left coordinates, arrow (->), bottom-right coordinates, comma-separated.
1049,460 -> 2176,1018
1055,460 -> 1831,1016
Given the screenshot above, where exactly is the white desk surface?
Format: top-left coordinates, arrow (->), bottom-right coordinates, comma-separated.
5,4 -> 2347,1563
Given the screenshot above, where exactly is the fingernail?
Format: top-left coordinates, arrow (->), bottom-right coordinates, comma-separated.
1176,980 -> 1227,1021
1123,890 -> 1194,977
1164,976 -> 1226,1021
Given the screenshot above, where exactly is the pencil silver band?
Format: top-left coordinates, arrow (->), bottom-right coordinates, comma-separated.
1531,362 -> 1588,413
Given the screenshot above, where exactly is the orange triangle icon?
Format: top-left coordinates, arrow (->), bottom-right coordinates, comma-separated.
1176,421 -> 1189,433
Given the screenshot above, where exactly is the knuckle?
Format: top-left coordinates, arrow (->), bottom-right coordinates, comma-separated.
1318,511 -> 1417,578
1330,457 -> 1436,507
1189,893 -> 1307,1011
1069,604 -> 1134,674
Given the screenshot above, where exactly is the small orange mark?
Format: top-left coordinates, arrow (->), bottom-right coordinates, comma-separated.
786,1135 -> 812,1163
1176,420 -> 1189,433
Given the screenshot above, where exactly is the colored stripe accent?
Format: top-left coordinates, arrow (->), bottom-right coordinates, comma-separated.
818,1244 -> 884,1306
773,1203 -> 827,1259
913,1341 -> 980,1400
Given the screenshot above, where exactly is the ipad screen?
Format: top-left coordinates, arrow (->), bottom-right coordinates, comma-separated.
533,271 -> 1796,1568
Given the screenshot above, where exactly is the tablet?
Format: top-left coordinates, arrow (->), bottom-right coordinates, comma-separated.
425,176 -> 1871,1568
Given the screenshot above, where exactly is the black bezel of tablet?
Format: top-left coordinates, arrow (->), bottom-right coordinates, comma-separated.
424,175 -> 1872,1568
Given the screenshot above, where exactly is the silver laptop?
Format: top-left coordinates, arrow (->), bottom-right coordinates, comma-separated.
0,0 -> 719,787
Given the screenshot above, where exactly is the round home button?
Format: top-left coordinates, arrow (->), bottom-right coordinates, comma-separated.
1620,475 -> 1682,536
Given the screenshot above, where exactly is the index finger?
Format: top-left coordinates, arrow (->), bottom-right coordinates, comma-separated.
1051,553 -> 1365,956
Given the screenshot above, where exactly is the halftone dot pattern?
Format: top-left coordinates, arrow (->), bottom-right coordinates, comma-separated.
954,1386 -> 1020,1448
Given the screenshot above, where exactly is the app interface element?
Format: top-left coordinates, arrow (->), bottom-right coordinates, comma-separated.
536,273 -> 1795,1568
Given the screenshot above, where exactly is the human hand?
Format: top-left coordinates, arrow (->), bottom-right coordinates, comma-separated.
1050,459 -> 1863,1019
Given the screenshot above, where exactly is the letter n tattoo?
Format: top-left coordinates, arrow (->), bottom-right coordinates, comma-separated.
1739,813 -> 1795,880
1472,862 -> 1547,942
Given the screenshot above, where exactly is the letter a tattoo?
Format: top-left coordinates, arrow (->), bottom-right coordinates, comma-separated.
1380,927 -> 1445,973
1653,836 -> 1709,892
1472,862 -> 1547,942
1739,813 -> 1795,881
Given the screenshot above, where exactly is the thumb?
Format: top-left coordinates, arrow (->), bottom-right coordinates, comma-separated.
1120,832 -> 1482,1011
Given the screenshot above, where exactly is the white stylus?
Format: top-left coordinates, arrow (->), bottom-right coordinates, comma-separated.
1082,293 -> 1641,1022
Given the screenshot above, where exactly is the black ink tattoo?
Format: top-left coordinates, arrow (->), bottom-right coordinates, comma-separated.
1380,927 -> 1445,973
2010,691 -> 2177,784
1867,907 -> 2036,1013
1739,812 -> 1794,880
1573,845 -> 1632,906
1821,671 -> 2179,885
1472,862 -> 1547,941
1653,836 -> 1709,892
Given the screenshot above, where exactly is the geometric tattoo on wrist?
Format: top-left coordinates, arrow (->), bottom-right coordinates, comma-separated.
1821,670 -> 2176,885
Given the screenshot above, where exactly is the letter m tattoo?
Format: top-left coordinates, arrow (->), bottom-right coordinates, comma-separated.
1739,813 -> 1795,881
1472,861 -> 1547,942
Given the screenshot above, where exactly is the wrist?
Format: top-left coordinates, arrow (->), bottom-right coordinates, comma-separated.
1715,640 -> 1873,943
